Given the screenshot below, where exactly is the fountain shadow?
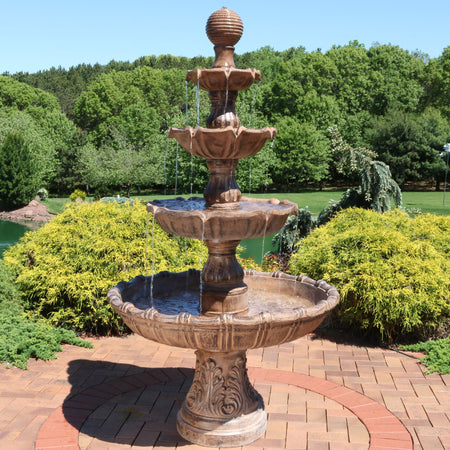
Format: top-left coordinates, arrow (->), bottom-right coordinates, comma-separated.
63,359 -> 195,447
310,320 -> 384,348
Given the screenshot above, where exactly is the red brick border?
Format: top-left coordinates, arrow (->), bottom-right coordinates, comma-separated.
250,368 -> 413,450
35,367 -> 412,449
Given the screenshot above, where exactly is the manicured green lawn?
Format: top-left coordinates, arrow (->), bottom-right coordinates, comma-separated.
42,197 -> 93,215
401,191 -> 449,215
44,190 -> 449,217
137,190 -> 450,216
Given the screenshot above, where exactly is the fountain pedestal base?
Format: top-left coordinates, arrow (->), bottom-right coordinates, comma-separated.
177,349 -> 266,447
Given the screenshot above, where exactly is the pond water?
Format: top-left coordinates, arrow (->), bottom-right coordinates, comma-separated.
240,233 -> 276,264
0,220 -> 39,257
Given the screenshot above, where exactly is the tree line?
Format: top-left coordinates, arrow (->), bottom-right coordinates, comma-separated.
1,43 -> 450,205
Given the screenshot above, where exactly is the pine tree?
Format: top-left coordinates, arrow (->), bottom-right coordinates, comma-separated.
0,131 -> 39,208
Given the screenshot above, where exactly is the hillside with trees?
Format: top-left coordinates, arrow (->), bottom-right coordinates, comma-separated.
1,43 -> 450,203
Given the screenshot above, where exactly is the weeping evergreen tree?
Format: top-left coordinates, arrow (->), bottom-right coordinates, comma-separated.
272,127 -> 402,262
318,127 -> 402,223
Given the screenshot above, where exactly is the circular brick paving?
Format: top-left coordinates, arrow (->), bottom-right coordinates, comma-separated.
35,367 -> 412,449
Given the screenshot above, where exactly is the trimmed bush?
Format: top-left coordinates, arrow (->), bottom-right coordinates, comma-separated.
4,200 -> 204,334
289,208 -> 450,342
70,189 -> 87,202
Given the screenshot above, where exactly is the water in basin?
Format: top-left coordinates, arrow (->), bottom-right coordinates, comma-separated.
126,278 -> 315,317
150,197 -> 290,212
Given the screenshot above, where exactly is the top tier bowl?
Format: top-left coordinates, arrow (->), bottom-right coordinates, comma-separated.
169,125 -> 276,160
187,67 -> 261,91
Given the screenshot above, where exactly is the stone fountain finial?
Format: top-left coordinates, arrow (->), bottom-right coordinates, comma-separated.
206,7 -> 243,68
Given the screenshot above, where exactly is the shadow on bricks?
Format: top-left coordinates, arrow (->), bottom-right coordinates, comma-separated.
61,359 -> 195,447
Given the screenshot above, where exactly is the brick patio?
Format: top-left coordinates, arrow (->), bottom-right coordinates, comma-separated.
0,333 -> 449,449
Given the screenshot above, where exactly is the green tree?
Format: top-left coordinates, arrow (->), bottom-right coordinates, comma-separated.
0,75 -> 60,111
367,45 -> 425,115
73,67 -> 186,141
236,46 -> 288,82
325,42 -> 373,115
271,117 -> 330,188
259,51 -> 340,122
0,131 -> 39,207
0,77 -> 81,192
366,108 -> 450,188
421,47 -> 450,120
78,128 -> 164,196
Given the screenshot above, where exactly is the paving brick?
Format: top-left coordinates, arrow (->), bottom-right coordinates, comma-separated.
264,419 -> 287,439
3,333 -> 448,449
417,434 -> 445,449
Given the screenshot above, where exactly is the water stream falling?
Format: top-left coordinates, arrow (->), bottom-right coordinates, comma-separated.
174,142 -> 179,195
264,138 -> 276,197
223,70 -> 229,116
196,80 -> 200,126
145,210 -> 150,272
199,221 -> 205,312
248,81 -> 260,127
150,214 -> 156,307
185,80 -> 189,126
260,212 -> 270,265
186,130 -> 193,195
240,90 -> 246,119
184,81 -> 195,195
163,137 -> 169,196
245,81 -> 262,198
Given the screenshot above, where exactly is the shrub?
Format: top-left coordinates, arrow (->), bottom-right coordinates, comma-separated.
37,188 -> 48,201
0,259 -> 92,369
101,196 -> 135,205
4,201 -> 204,334
400,338 -> 450,374
70,189 -> 87,202
289,208 -> 450,342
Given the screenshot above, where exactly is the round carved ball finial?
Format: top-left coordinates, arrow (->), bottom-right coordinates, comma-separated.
206,7 -> 243,47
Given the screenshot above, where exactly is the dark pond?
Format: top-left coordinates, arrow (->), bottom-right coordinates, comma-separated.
240,233 -> 276,264
0,220 -> 39,257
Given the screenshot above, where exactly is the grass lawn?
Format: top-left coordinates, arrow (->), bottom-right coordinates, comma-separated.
135,190 -> 449,216
43,190 -> 449,217
400,191 -> 449,215
42,197 -> 93,215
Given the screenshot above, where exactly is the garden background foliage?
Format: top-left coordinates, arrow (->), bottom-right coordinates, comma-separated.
289,208 -> 450,341
3,201 -> 204,334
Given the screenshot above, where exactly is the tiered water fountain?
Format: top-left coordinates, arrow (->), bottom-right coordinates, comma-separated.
108,8 -> 339,448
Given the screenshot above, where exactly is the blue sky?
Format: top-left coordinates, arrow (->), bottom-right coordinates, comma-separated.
1,0 -> 449,74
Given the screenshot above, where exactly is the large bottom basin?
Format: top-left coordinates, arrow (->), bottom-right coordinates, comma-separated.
108,269 -> 339,351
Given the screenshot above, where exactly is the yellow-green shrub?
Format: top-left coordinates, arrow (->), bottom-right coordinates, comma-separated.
4,201 -> 204,334
289,208 -> 450,341
69,189 -> 87,201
